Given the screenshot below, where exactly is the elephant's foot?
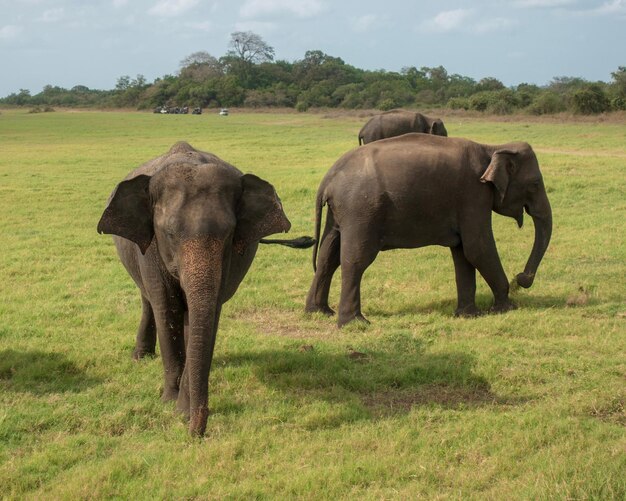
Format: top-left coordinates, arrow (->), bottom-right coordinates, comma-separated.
305,303 -> 335,316
189,406 -> 209,437
161,386 -> 180,403
490,300 -> 518,314
454,305 -> 482,318
338,312 -> 370,328
132,348 -> 156,361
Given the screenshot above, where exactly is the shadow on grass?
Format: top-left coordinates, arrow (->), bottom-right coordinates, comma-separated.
216,342 -> 526,427
0,349 -> 100,394
373,292 -> 569,318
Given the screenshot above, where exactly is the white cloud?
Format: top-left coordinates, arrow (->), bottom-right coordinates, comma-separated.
186,21 -> 212,32
515,0 -> 576,7
240,0 -> 325,19
112,0 -> 129,8
0,25 -> 23,40
588,0 -> 626,15
233,20 -> 277,34
422,8 -> 514,34
352,14 -> 376,33
422,9 -> 473,33
474,17 -> 515,33
39,8 -> 65,23
148,0 -> 199,17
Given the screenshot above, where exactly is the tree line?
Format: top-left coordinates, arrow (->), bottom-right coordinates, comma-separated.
2,31 -> 625,115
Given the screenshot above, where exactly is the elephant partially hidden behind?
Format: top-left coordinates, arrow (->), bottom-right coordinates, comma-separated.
305,133 -> 552,327
358,109 -> 448,145
98,141 -> 313,436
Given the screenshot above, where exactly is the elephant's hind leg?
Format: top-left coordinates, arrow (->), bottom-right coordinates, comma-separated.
337,230 -> 379,327
450,245 -> 481,317
132,295 -> 157,360
305,226 -> 341,316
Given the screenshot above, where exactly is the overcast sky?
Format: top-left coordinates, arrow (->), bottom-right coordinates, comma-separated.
1,0 -> 625,96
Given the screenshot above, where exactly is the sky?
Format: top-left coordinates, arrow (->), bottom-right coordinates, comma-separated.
1,0 -> 625,97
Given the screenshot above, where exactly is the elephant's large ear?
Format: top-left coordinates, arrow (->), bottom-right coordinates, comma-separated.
234,174 -> 291,252
480,150 -> 517,203
430,120 -> 447,136
97,174 -> 154,254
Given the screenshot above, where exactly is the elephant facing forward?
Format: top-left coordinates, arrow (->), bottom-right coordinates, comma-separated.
305,133 -> 552,327
358,109 -> 448,145
98,141 -> 312,436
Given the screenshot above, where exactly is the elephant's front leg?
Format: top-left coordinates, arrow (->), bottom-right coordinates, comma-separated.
305,227 -> 340,316
132,295 -> 157,360
463,232 -> 516,313
450,245 -> 481,317
152,299 -> 186,402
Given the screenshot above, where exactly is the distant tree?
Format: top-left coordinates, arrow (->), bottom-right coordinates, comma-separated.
180,52 -> 223,82
548,76 -> 587,94
114,74 -> 149,107
223,31 -> 275,88
227,31 -> 275,64
401,66 -> 428,91
468,89 -> 519,114
610,66 -> 626,96
7,89 -> 32,106
422,65 -> 448,87
609,66 -> 626,109
294,50 -> 358,89
527,91 -> 566,115
445,74 -> 477,99
180,51 -> 218,68
447,96 -> 470,110
514,83 -> 540,107
132,75 -> 147,88
570,84 -> 610,114
475,77 -> 505,92
116,75 -> 131,91
254,60 -> 294,89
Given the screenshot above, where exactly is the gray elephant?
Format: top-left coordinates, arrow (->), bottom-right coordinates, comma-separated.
305,133 -> 552,327
358,109 -> 448,145
98,141 -> 312,436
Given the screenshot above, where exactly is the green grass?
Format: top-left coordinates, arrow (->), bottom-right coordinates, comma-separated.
1,109 -> 625,499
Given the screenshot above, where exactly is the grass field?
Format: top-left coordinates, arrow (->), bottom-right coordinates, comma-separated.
1,108 -> 625,499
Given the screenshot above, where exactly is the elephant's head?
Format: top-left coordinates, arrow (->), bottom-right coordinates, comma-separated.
480,142 -> 552,289
97,161 -> 290,435
98,163 -> 290,270
429,118 -> 448,137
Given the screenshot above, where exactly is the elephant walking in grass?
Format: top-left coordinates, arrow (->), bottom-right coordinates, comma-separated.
358,109 -> 448,145
98,141 -> 312,436
305,133 -> 552,327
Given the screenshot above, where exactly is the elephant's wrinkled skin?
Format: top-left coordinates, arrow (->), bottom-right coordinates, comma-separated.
305,133 -> 552,327
98,141 -> 295,436
358,109 -> 448,145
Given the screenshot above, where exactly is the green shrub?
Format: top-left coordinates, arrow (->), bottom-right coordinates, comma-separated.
295,100 -> 309,112
570,84 -> 610,114
527,91 -> 566,115
377,98 -> 396,111
447,97 -> 470,110
610,96 -> 626,111
469,90 -> 519,114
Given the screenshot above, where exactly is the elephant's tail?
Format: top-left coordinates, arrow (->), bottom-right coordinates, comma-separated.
312,189 -> 325,272
259,236 -> 315,248
358,135 -> 363,146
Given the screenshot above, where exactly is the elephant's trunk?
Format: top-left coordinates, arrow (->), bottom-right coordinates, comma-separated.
179,237 -> 224,436
517,189 -> 552,288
